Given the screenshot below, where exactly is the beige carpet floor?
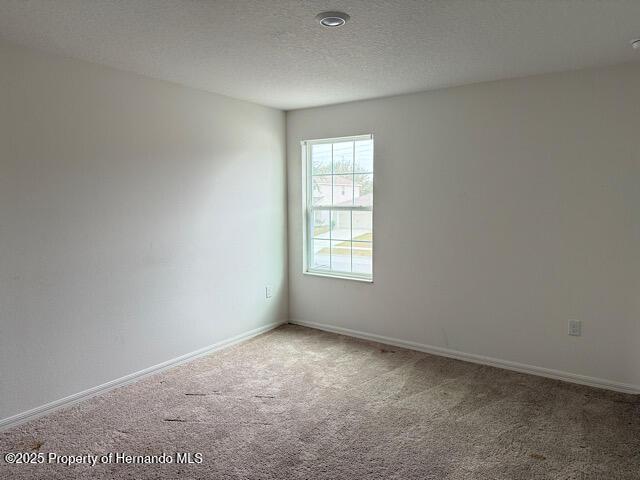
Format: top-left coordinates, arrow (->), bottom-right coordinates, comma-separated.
1,324 -> 639,479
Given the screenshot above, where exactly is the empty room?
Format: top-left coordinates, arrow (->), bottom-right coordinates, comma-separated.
1,1 -> 639,479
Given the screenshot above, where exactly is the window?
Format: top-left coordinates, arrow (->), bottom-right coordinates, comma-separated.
302,135 -> 373,281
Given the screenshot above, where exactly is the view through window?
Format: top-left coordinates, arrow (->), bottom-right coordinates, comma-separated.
303,135 -> 373,280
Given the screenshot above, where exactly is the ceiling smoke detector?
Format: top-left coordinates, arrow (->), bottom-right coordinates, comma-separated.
632,39 -> 640,50
316,11 -> 350,28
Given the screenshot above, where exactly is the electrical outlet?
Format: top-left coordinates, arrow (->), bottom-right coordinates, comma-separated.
265,285 -> 273,299
568,320 -> 582,337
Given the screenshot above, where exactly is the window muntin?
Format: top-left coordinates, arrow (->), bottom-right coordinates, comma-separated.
303,135 -> 373,281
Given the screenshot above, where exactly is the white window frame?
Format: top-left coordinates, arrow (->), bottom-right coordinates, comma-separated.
301,134 -> 374,282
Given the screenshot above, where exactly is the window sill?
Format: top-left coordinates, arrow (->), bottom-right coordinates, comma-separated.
303,270 -> 373,283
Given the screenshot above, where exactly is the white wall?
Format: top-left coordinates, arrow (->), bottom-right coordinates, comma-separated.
287,64 -> 640,390
0,41 -> 287,421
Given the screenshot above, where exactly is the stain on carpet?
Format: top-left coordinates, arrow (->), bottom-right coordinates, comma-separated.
30,440 -> 43,451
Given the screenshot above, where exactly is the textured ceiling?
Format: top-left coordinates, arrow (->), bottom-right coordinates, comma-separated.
1,1 -> 639,110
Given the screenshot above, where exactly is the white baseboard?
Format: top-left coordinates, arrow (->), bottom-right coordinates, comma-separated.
0,320 -> 286,431
290,319 -> 640,395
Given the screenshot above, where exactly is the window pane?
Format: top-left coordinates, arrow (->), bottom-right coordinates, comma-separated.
352,242 -> 372,275
332,175 -> 353,206
331,240 -> 352,273
332,141 -> 354,174
305,136 -> 373,280
311,175 -> 332,206
353,174 -> 373,206
331,210 -> 351,241
354,139 -> 373,173
311,240 -> 330,270
311,143 -> 332,175
352,211 -> 372,241
312,210 -> 330,239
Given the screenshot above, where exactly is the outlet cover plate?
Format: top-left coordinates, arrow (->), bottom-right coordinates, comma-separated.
568,319 -> 582,336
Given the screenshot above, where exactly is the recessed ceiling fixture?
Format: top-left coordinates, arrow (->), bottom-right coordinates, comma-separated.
632,39 -> 640,50
316,11 -> 350,28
